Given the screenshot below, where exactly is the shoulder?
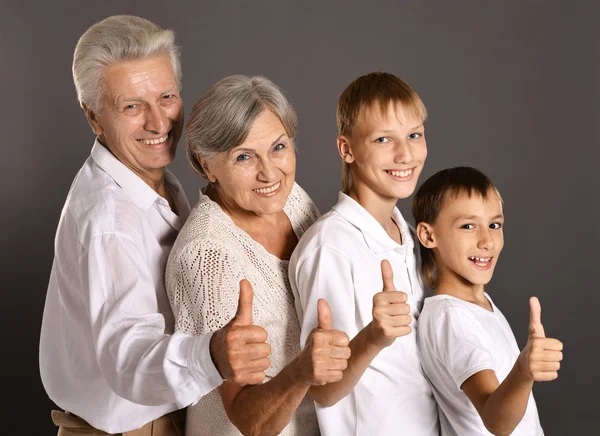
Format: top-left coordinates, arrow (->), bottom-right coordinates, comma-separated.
285,182 -> 321,234
169,196 -> 244,266
291,208 -> 359,265
58,156 -> 146,248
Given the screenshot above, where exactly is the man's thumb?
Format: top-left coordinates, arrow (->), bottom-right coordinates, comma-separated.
235,279 -> 254,325
529,296 -> 546,338
381,259 -> 396,292
317,298 -> 333,330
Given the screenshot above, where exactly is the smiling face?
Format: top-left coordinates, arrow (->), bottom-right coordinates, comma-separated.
338,101 -> 427,203
85,55 -> 183,183
425,190 -> 504,292
201,109 -> 296,217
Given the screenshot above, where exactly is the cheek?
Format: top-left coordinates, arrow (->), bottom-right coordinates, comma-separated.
415,141 -> 427,162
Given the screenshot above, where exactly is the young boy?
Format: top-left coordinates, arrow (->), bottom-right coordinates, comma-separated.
289,72 -> 439,435
413,167 -> 562,435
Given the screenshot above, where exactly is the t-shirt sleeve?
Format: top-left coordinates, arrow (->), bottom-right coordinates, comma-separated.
432,305 -> 496,390
290,245 -> 356,348
166,238 -> 246,336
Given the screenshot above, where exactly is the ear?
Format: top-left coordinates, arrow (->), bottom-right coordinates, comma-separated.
199,155 -> 217,183
337,135 -> 355,164
416,222 -> 437,248
83,104 -> 103,137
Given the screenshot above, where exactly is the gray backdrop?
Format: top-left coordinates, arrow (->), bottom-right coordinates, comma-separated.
2,0 -> 598,434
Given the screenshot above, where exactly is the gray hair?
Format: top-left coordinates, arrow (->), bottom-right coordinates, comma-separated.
72,15 -> 181,113
186,75 -> 298,179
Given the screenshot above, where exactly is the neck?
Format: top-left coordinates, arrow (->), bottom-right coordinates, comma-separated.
435,265 -> 487,306
349,183 -> 401,242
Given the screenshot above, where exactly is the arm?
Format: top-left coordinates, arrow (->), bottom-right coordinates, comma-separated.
308,259 -> 411,406
461,297 -> 563,436
85,233 -> 221,406
292,245 -> 411,406
218,301 -> 350,436
171,242 -> 349,435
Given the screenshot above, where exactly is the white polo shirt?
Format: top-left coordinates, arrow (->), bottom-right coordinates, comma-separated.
418,294 -> 543,435
39,140 -> 222,433
289,192 -> 439,436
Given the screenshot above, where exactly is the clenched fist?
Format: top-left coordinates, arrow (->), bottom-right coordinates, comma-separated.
297,299 -> 351,386
210,279 -> 272,385
517,297 -> 563,382
369,259 -> 412,348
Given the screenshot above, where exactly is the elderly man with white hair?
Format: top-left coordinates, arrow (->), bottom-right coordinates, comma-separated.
39,15 -> 271,436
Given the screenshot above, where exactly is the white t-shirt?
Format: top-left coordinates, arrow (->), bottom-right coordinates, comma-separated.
289,192 -> 439,436
418,293 -> 544,436
166,182 -> 320,435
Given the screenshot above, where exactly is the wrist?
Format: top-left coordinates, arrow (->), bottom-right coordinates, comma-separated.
364,323 -> 388,354
209,329 -> 226,379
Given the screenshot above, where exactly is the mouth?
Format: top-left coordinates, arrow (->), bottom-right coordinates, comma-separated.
137,133 -> 169,146
385,168 -> 415,181
468,256 -> 493,270
252,181 -> 282,197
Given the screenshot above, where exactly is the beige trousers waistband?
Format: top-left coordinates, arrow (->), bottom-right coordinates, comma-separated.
51,409 -> 185,436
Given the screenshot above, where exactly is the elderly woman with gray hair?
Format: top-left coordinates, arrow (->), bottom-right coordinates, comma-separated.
165,75 -> 351,435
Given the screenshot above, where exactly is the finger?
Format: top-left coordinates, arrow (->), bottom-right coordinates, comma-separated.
244,356 -> 272,373
534,371 -> 558,382
235,279 -> 254,325
328,345 -> 352,360
228,325 -> 268,344
531,361 -> 561,372
381,259 -> 396,292
317,298 -> 333,330
529,296 -> 546,338
239,342 -> 272,360
374,291 -> 408,306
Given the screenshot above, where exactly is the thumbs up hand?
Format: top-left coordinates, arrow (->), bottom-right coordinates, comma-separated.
369,260 -> 412,348
210,279 -> 271,386
298,299 -> 351,386
517,297 -> 563,382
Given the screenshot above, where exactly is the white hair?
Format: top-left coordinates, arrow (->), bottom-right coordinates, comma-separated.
185,75 -> 298,179
72,15 -> 181,113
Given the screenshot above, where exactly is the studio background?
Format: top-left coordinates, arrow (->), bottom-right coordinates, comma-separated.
2,1 -> 597,434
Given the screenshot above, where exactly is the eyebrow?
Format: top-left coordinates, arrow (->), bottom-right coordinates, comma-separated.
117,88 -> 179,104
454,214 -> 504,222
376,125 -> 424,133
230,134 -> 288,154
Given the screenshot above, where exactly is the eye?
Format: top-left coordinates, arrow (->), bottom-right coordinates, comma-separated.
236,153 -> 251,162
125,104 -> 137,110
375,137 -> 389,143
273,143 -> 286,151
461,223 -> 475,230
490,222 -> 502,229
409,133 -> 422,139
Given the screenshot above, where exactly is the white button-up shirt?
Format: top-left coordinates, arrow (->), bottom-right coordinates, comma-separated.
39,140 -> 222,433
290,193 -> 439,436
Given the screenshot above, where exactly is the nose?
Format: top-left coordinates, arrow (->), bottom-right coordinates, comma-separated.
394,138 -> 414,164
477,228 -> 496,251
257,157 -> 278,182
144,104 -> 169,134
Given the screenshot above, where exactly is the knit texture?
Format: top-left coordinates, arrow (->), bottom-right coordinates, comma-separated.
166,182 -> 320,435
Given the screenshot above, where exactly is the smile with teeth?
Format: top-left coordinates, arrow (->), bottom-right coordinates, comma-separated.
468,256 -> 493,268
138,133 -> 169,145
385,168 -> 413,178
253,181 -> 281,195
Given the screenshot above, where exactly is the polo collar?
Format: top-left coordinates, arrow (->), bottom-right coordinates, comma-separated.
332,192 -> 414,254
91,139 -> 165,211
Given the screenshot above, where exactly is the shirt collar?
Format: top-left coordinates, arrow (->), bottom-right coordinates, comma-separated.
90,139 -> 184,212
332,192 -> 414,254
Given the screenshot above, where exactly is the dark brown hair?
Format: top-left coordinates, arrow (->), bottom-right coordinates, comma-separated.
336,72 -> 427,193
412,167 -> 501,288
